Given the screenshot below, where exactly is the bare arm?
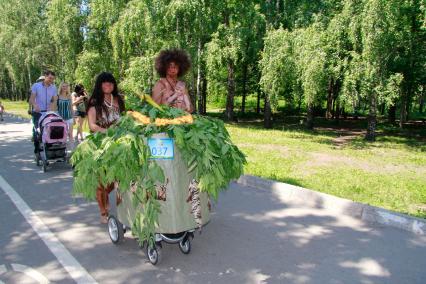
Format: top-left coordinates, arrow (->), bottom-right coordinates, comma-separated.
72,94 -> 85,106
183,88 -> 194,113
152,80 -> 179,105
152,81 -> 165,105
87,107 -> 106,133
29,92 -> 40,112
69,97 -> 73,118
50,95 -> 58,111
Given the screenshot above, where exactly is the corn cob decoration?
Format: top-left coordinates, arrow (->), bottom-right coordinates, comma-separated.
127,111 -> 193,126
138,93 -> 163,111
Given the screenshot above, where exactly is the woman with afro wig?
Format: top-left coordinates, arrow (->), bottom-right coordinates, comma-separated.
152,49 -> 194,113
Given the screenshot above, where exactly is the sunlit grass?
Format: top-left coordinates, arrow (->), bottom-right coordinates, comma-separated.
226,122 -> 426,218
1,99 -> 31,119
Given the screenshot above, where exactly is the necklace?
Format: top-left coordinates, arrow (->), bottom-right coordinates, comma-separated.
166,77 -> 177,91
104,94 -> 114,108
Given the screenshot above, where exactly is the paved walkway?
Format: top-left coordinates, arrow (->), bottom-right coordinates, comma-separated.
0,115 -> 425,283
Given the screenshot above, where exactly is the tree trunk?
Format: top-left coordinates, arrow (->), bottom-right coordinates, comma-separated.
400,95 -> 407,128
406,93 -> 411,121
326,79 -> 333,119
196,40 -> 203,115
365,94 -> 377,141
306,104 -> 314,129
241,63 -> 248,114
263,94 -> 272,128
335,99 -> 340,122
11,82 -> 16,101
256,88 -> 261,114
149,64 -> 155,92
332,97 -> 336,119
225,60 -> 235,121
380,103 -> 385,115
400,8 -> 416,126
388,104 -> 396,124
191,75 -> 197,113
202,76 -> 207,114
27,64 -> 32,90
275,0 -> 280,26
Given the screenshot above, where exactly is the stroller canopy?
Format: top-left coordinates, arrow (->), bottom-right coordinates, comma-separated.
38,111 -> 63,129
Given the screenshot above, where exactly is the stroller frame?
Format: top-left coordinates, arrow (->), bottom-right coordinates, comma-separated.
34,112 -> 68,172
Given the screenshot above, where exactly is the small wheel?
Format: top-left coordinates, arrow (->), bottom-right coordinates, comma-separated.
179,238 -> 191,254
146,243 -> 162,265
108,215 -> 124,244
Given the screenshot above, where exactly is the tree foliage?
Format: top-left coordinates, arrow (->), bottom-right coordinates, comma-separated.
0,0 -> 424,137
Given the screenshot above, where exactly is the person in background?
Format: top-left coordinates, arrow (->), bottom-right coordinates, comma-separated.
57,82 -> 74,144
0,100 -> 4,121
72,84 -> 88,142
152,49 -> 194,113
29,70 -> 57,153
87,72 -> 125,223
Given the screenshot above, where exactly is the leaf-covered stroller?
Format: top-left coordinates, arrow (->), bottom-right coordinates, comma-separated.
107,133 -> 211,265
71,104 -> 246,266
34,111 -> 68,172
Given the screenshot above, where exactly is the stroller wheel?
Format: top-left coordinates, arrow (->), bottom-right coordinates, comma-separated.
179,237 -> 191,254
108,215 -> 124,244
146,243 -> 162,265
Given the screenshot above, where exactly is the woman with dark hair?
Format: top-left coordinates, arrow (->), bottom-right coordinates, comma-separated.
87,72 -> 125,223
87,72 -> 125,132
152,49 -> 194,112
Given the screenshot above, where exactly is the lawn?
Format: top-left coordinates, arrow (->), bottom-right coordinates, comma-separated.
3,99 -> 425,218
1,99 -> 31,119
225,116 -> 426,218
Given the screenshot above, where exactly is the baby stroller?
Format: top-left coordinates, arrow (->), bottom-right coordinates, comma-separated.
107,133 -> 210,265
34,111 -> 68,172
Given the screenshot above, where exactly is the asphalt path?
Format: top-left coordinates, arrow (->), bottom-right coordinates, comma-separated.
0,115 -> 425,284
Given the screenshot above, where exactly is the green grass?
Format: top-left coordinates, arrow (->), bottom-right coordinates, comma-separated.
3,99 -> 426,218
1,99 -> 31,119
226,120 -> 426,218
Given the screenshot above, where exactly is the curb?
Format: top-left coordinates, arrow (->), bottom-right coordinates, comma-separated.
237,175 -> 425,236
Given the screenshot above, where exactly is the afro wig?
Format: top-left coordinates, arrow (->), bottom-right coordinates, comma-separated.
155,48 -> 191,78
